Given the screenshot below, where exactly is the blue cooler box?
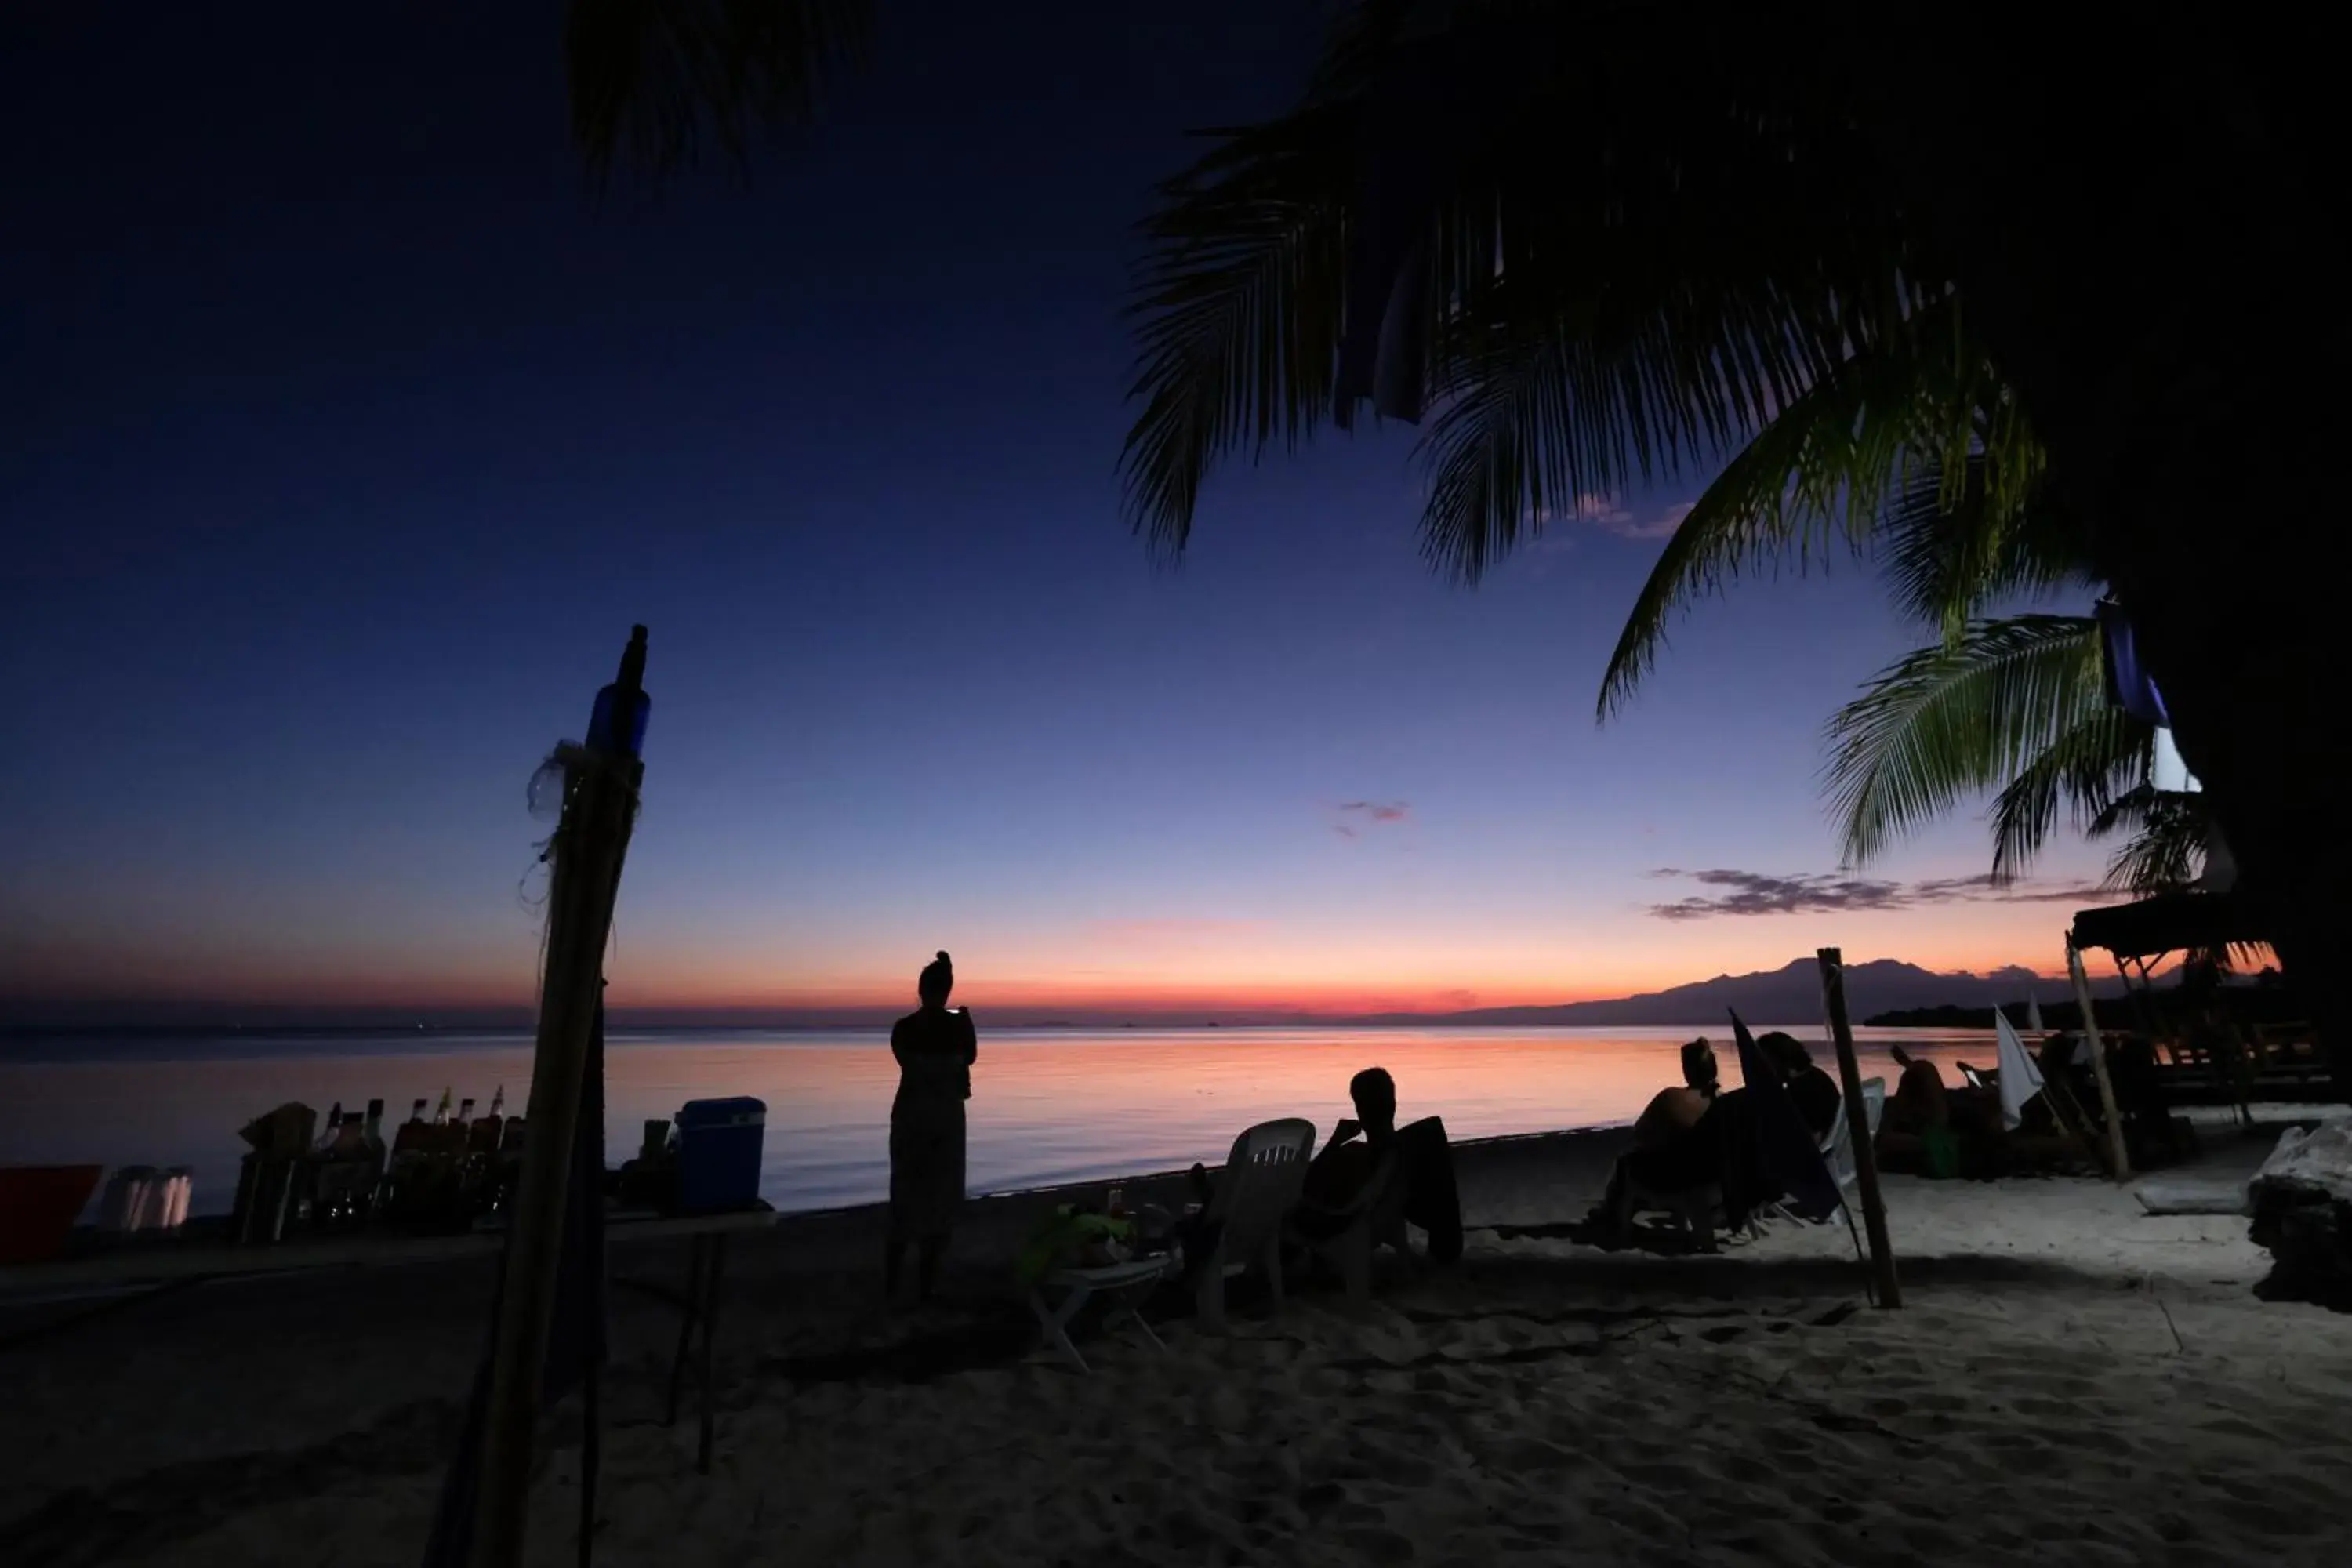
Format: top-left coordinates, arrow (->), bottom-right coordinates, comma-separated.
675,1097 -> 766,1214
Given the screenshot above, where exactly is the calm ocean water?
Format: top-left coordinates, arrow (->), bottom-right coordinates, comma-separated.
0,1025 -> 1994,1219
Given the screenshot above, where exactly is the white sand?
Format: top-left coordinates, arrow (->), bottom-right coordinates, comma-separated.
9,1123 -> 2352,1566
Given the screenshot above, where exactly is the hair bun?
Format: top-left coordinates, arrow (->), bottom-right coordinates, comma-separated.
935,950 -> 951,964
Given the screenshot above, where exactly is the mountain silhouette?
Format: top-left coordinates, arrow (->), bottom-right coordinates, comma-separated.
1346,956 -> 2103,1028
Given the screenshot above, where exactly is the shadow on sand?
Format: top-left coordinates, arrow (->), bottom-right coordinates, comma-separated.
0,1229 -> 2187,1568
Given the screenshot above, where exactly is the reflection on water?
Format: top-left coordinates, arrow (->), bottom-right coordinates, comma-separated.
0,1026 -> 1996,1218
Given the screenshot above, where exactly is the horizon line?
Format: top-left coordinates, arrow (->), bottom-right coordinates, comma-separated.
2,953 -> 2108,1032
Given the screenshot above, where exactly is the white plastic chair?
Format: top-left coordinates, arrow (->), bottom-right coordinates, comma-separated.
1031,1255 -> 1179,1373
1193,1118 -> 1317,1333
1285,1145 -> 1406,1307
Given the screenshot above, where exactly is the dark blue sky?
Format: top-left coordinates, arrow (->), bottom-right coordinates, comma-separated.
0,2 -> 2103,1022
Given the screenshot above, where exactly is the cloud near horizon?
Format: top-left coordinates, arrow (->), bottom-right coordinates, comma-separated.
1331,800 -> 1410,839
1644,867 -> 2107,921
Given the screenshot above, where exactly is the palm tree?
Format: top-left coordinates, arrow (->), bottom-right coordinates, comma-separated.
1115,1 -> 2343,1082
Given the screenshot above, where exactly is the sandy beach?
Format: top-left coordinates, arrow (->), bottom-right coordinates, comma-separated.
9,1118 -> 2352,1568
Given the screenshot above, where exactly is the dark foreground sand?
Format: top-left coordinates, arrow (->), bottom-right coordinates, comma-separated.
8,1120 -> 2352,1568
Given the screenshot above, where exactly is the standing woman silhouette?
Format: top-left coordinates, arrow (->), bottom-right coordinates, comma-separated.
885,950 -> 977,1301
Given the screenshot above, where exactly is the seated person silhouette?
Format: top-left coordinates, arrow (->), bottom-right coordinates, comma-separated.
1302,1065 -> 1399,1207
1884,1044 -> 1951,1135
1876,1042 -> 1969,1176
1598,1040 -> 1723,1236
1759,1032 -> 1841,1142
1633,1037 -> 1719,1149
1298,1067 -> 1463,1262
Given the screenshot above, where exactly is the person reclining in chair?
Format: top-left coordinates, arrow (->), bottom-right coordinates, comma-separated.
1297,1067 -> 1464,1263
1595,1039 -> 1722,1238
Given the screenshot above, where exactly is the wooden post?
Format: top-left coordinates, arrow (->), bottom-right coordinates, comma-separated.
1817,948 -> 1901,1308
473,630 -> 648,1568
2067,941 -> 2132,1181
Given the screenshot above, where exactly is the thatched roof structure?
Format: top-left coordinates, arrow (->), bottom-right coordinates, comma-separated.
2069,891 -> 2272,961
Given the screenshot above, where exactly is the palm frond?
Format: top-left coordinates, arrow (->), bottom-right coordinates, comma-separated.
1595,305 -> 1982,716
1401,26 -> 1922,583
1984,706 -> 2154,882
2089,786 -> 2209,895
1410,254 -> 1878,584
1820,614 -> 2126,871
1875,413 -> 2074,641
1123,2 -> 1922,572
566,0 -> 872,187
1117,108 -> 1357,560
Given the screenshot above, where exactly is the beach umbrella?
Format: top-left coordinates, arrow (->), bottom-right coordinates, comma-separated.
2027,993 -> 2045,1034
1995,1007 -> 2045,1132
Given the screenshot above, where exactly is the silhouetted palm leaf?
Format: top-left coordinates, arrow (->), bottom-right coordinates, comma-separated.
1590,320 -> 1978,716
1827,608 -> 2213,888
1875,448 -> 2078,639
1822,615 -> 2143,873
1984,705 -> 2153,883
1119,108 -> 1359,559
567,0 -> 872,186
1120,2 -> 1921,572
2089,785 -> 2209,895
1592,299 -> 2060,713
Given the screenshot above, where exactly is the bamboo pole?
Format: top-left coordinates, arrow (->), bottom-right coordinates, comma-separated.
2067,941 -> 2132,1181
1817,948 -> 1901,1308
473,629 -> 648,1568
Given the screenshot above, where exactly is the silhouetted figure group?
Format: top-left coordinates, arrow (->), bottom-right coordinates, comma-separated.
1875,1029 -> 2190,1178
1595,1031 -> 1838,1243
882,949 -> 1462,1303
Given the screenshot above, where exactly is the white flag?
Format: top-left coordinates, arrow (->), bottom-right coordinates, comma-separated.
1996,1007 -> 2045,1131
2152,727 -> 2203,793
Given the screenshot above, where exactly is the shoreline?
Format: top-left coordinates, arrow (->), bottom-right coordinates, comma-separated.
7,1123 -> 1643,1301
2,1030 -> 1998,1224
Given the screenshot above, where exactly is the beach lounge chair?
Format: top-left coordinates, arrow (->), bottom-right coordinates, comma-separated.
1623,1173 -> 1755,1251
1285,1147 -> 1406,1305
1759,1077 -> 1886,1230
1192,1117 -> 1318,1334
1029,1254 -> 1180,1374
